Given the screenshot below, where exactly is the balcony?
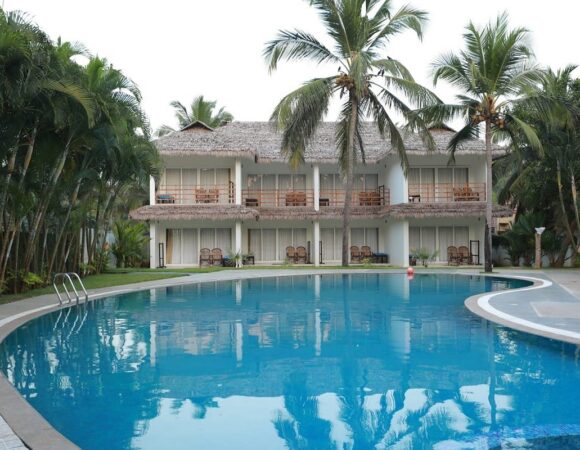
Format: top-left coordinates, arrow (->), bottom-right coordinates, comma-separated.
242,186 -> 389,208
319,186 -> 389,206
156,183 -> 235,205
242,189 -> 315,207
408,183 -> 486,203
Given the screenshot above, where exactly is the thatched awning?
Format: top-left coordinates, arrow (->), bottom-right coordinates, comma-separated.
130,203 -> 513,222
155,122 -> 505,163
129,205 -> 258,221
390,202 -> 513,219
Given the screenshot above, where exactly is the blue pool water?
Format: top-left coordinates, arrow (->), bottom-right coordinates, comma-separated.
1,274 -> 579,449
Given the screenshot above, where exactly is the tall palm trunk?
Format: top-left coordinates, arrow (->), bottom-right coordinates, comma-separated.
556,160 -> 579,253
342,95 -> 358,267
484,120 -> 493,272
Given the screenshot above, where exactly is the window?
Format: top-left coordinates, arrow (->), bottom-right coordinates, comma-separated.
350,228 -> 379,251
165,228 -> 199,265
410,226 -> 471,261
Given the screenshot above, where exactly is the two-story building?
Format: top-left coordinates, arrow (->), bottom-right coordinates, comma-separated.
130,121 -> 510,268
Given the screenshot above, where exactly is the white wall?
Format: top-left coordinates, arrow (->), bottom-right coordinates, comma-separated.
385,156 -> 407,204
385,219 -> 409,266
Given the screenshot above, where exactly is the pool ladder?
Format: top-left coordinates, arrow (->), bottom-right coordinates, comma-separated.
52,272 -> 89,305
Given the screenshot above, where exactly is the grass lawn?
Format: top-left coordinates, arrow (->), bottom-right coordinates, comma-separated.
0,272 -> 185,305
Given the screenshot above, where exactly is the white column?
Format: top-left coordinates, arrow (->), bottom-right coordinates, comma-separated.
313,164 -> 320,211
314,308 -> 321,357
235,320 -> 243,366
235,159 -> 242,205
313,220 -> 320,266
149,222 -> 158,268
149,175 -> 156,205
235,221 -> 242,267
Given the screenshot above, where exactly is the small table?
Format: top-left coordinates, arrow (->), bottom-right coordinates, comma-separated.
245,198 -> 259,207
157,194 -> 175,204
408,195 -> 421,203
373,253 -> 389,264
319,198 -> 330,207
243,255 -> 255,265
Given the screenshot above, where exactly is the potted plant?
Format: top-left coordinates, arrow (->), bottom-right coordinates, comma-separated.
410,248 -> 439,267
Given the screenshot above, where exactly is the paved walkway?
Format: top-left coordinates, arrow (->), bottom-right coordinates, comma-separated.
0,268 -> 579,449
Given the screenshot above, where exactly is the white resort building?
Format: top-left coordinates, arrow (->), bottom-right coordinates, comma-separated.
130,122 -> 510,268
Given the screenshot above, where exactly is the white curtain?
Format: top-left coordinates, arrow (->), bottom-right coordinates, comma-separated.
215,228 -> 232,253
262,175 -> 276,206
351,228 -> 364,247
182,229 -> 197,264
249,229 -> 262,261
455,226 -> 469,247
438,168 -> 453,202
365,174 -> 379,190
409,227 -> 421,251
293,228 -> 307,247
182,170 -> 197,204
422,227 -> 436,255
421,168 -> 435,202
215,169 -> 230,202
293,175 -> 306,190
262,229 -> 276,261
438,227 -> 454,262
321,228 -> 335,261
408,168 -> 420,196
200,229 -> 214,250
366,228 -> 379,252
171,229 -> 182,264
335,228 -> 343,259
200,169 -> 214,187
454,168 -> 468,185
278,228 -> 292,260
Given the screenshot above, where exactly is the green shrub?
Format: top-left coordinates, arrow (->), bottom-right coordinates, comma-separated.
111,220 -> 149,268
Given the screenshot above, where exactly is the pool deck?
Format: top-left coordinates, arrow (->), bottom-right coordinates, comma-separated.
0,268 -> 578,449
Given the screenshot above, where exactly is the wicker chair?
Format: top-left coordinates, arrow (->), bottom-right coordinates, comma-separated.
286,246 -> 296,263
195,188 -> 208,203
295,246 -> 307,263
447,246 -> 459,265
199,248 -> 211,266
350,246 -> 361,263
361,245 -> 372,259
458,246 -> 470,265
208,188 -> 220,203
211,248 -> 223,266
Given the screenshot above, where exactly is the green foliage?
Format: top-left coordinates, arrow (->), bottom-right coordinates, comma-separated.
111,220 -> 149,268
410,248 -> 438,267
156,95 -> 233,136
0,6 -> 160,294
265,0 -> 437,265
21,272 -> 43,289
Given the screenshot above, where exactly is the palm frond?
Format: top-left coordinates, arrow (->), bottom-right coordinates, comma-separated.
447,122 -> 480,163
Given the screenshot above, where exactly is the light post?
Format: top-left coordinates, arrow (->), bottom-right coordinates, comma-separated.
534,227 -> 545,269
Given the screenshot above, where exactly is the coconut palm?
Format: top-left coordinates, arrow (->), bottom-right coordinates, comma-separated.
412,13 -> 546,272
156,95 -> 233,136
264,0 -> 438,266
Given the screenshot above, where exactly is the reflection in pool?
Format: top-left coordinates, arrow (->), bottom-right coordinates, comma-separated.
1,274 -> 579,449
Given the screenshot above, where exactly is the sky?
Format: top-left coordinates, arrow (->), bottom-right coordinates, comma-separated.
7,0 -> 580,132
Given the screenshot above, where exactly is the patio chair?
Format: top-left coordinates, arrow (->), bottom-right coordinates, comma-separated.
447,246 -> 459,265
199,248 -> 211,266
458,246 -> 470,265
286,246 -> 296,263
211,248 -> 223,266
294,191 -> 307,206
350,246 -> 361,263
361,246 -> 372,259
208,188 -> 220,203
295,246 -> 307,263
195,188 -> 208,203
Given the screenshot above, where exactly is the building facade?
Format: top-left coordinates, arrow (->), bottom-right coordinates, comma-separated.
130,122 -> 510,268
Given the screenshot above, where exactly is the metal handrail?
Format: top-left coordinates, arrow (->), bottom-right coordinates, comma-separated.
53,272 -> 89,305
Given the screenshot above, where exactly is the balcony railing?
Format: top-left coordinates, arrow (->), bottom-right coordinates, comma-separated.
242,189 -> 315,207
408,183 -> 486,203
242,186 -> 389,208
319,185 -> 389,206
156,183 -> 235,205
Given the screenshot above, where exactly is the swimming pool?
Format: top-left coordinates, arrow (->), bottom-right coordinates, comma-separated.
1,273 -> 579,449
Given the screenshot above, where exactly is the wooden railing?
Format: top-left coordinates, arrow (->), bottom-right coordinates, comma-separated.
242,189 -> 315,207
242,186 -> 389,207
408,183 -> 486,203
319,185 -> 389,207
156,183 -> 235,205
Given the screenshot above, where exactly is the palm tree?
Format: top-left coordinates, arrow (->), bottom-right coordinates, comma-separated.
264,0 -> 437,266
156,95 -> 233,136
413,13 -> 545,272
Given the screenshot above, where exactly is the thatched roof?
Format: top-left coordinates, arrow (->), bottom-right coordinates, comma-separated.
155,122 -> 504,163
130,203 -> 512,222
390,202 -> 513,219
129,205 -> 257,221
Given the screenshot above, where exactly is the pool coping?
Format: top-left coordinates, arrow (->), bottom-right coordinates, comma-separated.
0,268 -> 577,449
